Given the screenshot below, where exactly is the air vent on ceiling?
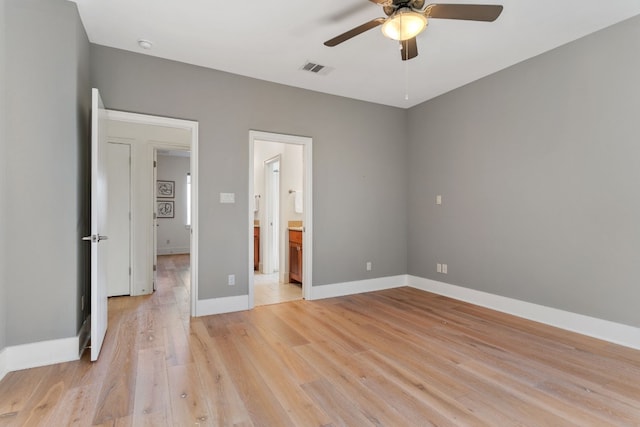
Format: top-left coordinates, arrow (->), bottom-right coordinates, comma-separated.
300,61 -> 333,76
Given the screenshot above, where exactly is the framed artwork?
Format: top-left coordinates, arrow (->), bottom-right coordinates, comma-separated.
157,180 -> 175,198
157,201 -> 175,218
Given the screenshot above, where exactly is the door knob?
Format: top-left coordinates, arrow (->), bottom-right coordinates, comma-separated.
82,234 -> 109,243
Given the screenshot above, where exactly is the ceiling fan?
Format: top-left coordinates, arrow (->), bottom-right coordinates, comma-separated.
324,1 -> 504,61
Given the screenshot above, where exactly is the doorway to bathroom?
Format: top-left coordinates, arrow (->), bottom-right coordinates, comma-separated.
249,131 -> 312,307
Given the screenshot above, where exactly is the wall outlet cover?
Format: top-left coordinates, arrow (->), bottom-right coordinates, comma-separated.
220,192 -> 235,203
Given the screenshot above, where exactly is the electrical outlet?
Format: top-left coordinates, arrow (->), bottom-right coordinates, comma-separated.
220,192 -> 235,203
442,264 -> 448,274
437,263 -> 442,273
228,274 -> 236,286
366,261 -> 372,271
436,195 -> 442,205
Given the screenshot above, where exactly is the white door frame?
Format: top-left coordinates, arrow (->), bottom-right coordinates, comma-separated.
107,110 -> 199,316
152,148 -> 158,292
249,130 -> 313,308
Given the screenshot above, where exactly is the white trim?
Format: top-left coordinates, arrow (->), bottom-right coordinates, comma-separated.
157,247 -> 190,256
0,337 -> 80,377
408,276 -> 640,350
104,110 -> 199,318
248,130 -> 313,308
107,110 -> 196,130
309,275 -> 407,300
190,124 -> 199,316
195,295 -> 250,317
0,348 -> 7,382
302,137 -> 313,302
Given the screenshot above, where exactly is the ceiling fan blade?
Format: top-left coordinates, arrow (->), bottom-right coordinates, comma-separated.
400,37 -> 418,61
324,18 -> 386,47
426,4 -> 503,22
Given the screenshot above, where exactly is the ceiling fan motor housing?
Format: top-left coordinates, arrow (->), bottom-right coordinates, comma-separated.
385,0 -> 426,15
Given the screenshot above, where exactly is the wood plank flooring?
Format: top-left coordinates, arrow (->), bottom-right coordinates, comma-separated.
1,254 -> 639,426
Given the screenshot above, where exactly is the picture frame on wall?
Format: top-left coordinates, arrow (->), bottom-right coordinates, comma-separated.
157,180 -> 175,198
157,201 -> 174,218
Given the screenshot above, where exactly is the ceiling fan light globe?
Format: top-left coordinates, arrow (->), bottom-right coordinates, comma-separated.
381,10 -> 427,41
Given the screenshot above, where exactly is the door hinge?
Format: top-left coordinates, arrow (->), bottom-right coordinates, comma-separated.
153,160 -> 157,167
153,264 -> 157,272
129,267 -> 132,276
153,212 -> 157,220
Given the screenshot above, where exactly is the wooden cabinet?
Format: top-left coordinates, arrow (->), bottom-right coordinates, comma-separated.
254,226 -> 260,271
289,229 -> 302,283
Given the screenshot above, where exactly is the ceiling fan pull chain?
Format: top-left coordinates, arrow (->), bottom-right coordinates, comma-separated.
405,58 -> 409,101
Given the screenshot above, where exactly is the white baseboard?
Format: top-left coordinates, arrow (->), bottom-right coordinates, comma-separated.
0,336 -> 80,378
0,348 -> 7,382
157,247 -> 190,255
309,275 -> 407,300
195,294 -> 249,317
408,275 -> 640,350
181,274 -> 640,351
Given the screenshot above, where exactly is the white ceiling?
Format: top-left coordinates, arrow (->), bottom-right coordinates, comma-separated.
71,0 -> 640,109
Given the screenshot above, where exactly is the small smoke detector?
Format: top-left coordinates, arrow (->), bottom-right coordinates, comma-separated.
137,39 -> 153,50
300,61 -> 333,76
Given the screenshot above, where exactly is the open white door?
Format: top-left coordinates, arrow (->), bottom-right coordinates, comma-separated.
85,88 -> 109,361
152,149 -> 158,291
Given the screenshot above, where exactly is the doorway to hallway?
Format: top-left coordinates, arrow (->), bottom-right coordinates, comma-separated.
104,110 -> 198,316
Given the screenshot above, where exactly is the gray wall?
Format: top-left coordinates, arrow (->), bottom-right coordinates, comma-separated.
407,15 -> 640,327
0,0 -> 7,353
91,45 -> 408,299
5,0 -> 90,345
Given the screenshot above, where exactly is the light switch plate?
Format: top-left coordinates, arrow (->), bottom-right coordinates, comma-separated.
436,195 -> 442,205
220,192 -> 235,203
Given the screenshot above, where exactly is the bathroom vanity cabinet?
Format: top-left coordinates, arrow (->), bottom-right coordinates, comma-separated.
289,229 -> 302,283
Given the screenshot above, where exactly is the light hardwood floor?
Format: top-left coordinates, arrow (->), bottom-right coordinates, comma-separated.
1,255 -> 639,426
